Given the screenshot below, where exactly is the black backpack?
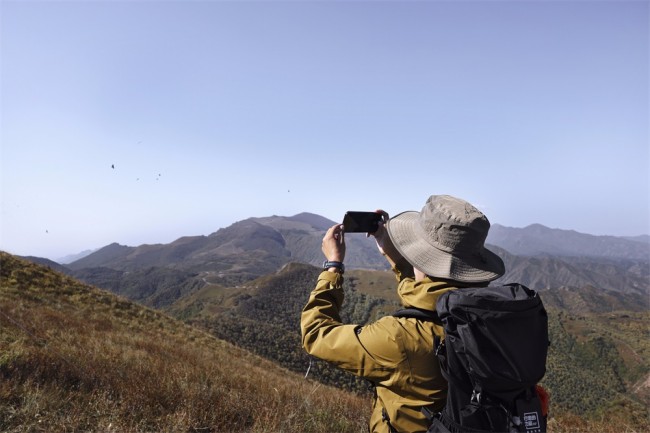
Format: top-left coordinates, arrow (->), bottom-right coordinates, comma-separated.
394,283 -> 549,433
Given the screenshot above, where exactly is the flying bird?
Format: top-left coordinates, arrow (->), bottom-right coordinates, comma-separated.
111,164 -> 115,169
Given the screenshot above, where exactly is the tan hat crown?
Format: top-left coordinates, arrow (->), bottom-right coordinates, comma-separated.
420,195 -> 490,254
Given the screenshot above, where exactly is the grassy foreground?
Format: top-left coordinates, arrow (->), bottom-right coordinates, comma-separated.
0,252 -> 368,432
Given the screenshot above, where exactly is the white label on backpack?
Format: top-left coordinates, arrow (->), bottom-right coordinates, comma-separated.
523,412 -> 540,431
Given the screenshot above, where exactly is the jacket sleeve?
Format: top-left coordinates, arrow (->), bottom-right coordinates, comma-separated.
301,271 -> 403,382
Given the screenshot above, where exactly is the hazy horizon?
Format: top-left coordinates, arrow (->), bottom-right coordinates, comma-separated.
9,213 -> 650,264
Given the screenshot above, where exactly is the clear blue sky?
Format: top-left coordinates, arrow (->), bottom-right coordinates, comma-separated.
1,0 -> 648,261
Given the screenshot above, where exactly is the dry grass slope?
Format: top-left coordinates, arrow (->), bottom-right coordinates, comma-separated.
0,252 -> 369,432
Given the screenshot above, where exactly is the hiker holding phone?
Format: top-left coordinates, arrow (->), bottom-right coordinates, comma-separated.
301,195 -> 506,433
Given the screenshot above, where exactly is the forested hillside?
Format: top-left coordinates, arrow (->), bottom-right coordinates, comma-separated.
543,308 -> 649,427
176,263 -> 397,393
172,264 -> 650,432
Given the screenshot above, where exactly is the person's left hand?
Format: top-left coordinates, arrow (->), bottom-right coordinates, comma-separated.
369,210 -> 410,272
322,224 -> 345,262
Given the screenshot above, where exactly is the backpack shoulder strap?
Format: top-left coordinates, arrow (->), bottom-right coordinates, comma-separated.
393,307 -> 444,358
393,307 -> 439,323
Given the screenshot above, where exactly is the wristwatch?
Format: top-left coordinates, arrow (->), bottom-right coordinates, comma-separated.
323,260 -> 345,273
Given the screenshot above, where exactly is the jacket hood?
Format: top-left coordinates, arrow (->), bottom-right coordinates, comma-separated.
397,277 -> 458,310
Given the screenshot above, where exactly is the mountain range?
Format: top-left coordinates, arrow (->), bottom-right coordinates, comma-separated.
487,223 -> 650,260
65,214 -> 649,267
38,213 -> 645,305
65,213 -> 388,274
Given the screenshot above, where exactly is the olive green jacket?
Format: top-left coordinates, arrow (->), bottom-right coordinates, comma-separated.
301,269 -> 458,433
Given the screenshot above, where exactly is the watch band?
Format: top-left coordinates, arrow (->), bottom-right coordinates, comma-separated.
323,260 -> 345,273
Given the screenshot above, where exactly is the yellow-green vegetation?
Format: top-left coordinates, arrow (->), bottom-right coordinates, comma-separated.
3,252 -> 648,433
346,269 -> 400,303
168,280 -> 253,320
543,307 -> 650,431
0,252 -> 369,432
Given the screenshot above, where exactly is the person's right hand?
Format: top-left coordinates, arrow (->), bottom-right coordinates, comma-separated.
370,210 -> 404,261
368,210 -> 391,255
370,210 -> 413,276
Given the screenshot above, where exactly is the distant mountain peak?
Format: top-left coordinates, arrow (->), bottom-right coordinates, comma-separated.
67,242 -> 134,270
57,248 -> 98,264
488,223 -> 650,260
523,223 -> 547,229
287,212 -> 337,230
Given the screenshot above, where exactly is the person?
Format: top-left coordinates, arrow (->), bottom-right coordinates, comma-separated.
300,195 -> 505,433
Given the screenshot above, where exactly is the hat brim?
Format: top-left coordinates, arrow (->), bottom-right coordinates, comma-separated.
387,211 -> 505,283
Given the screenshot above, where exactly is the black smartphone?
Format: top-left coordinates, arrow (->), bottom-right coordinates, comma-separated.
342,211 -> 382,233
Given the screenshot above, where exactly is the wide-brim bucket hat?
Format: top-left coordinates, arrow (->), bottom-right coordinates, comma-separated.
387,195 -> 505,283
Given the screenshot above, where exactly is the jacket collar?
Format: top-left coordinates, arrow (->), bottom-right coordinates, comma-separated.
397,276 -> 472,310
